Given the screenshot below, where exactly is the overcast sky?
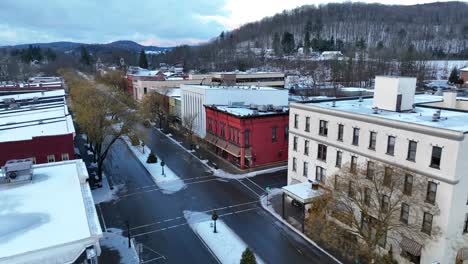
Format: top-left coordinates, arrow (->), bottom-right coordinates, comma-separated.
0,0 -> 448,47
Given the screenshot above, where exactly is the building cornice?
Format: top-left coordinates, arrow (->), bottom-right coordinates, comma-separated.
290,130 -> 459,185
290,103 -> 466,141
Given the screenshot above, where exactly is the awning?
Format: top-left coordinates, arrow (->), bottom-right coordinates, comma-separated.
457,248 -> 468,261
400,236 -> 422,256
244,148 -> 252,158
205,133 -> 218,145
282,182 -> 324,204
213,137 -> 241,157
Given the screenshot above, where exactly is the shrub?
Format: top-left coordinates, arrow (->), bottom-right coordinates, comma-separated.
240,247 -> 256,264
147,151 -> 158,163
129,133 -> 140,146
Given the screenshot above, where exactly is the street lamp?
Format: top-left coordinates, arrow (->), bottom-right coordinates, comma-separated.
125,220 -> 131,248
141,142 -> 145,154
211,210 -> 218,233
161,160 -> 165,177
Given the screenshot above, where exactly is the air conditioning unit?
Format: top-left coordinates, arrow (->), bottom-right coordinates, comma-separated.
258,105 -> 268,112
1,159 -> 33,184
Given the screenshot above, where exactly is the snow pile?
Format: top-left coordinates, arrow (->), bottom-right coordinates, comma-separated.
92,174 -> 121,204
213,166 -> 287,180
101,228 -> 139,264
184,211 -> 264,264
122,136 -> 186,194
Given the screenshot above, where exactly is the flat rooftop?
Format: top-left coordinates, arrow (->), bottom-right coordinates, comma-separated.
211,105 -> 288,117
302,94 -> 468,132
183,84 -> 280,91
0,89 -> 65,101
0,101 -> 74,143
0,160 -> 101,263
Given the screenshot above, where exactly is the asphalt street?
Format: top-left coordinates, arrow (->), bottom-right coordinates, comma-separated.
96,126 -> 338,264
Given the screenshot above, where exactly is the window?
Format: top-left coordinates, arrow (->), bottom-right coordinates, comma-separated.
32,157 -> 36,164
61,153 -> 69,161
244,130 -> 250,146
221,123 -> 226,138
407,140 -> 417,161
208,119 -> 213,132
316,166 -> 326,182
305,117 -> 310,132
464,214 -> 468,233
348,181 -> 355,198
335,151 -> 342,168
386,136 -> 396,155
337,124 -> 344,141
237,130 -> 240,144
400,203 -> 409,224
381,195 -> 389,212
284,126 -> 289,139
272,127 -> 277,142
426,181 -> 437,204
304,140 -> 309,155
303,162 -> 309,177
319,120 -> 328,136
364,188 -> 371,206
293,136 -> 298,151
430,146 -> 442,169
422,212 -> 433,235
294,114 -> 299,129
292,157 -> 297,172
366,161 -> 375,180
352,128 -> 360,146
383,167 -> 393,187
143,87 -> 148,94
47,155 -> 55,163
317,144 -> 327,161
369,132 -> 377,150
350,156 -> 357,174
404,174 -> 413,196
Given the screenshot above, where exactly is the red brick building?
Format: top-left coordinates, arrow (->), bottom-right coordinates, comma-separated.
0,90 -> 75,166
204,105 -> 289,169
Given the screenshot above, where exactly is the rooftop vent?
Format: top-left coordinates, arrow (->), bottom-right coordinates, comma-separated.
432,110 -> 441,122
332,100 -> 336,107
8,103 -> 19,109
372,107 -> 379,114
1,159 -> 33,185
258,105 -> 268,112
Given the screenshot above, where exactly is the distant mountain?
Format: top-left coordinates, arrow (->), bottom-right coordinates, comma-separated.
2,40 -> 172,53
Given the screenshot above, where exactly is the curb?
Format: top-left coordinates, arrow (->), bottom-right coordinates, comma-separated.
260,194 -> 343,264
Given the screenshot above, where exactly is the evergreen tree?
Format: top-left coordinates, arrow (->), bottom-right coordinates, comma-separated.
449,67 -> 460,84
303,20 -> 312,52
281,32 -> 295,55
219,31 -> 225,40
147,151 -> 158,164
240,247 -> 256,264
139,49 -> 148,69
272,33 -> 281,56
80,46 -> 91,66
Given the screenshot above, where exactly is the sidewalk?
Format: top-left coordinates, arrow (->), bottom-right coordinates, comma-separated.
260,189 -> 348,264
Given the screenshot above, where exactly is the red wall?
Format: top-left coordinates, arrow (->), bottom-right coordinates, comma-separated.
205,107 -> 289,168
0,134 -> 75,166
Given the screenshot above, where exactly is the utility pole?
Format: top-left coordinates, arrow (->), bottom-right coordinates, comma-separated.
126,220 -> 131,248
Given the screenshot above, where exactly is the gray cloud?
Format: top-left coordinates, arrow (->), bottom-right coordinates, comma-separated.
0,0 -> 228,46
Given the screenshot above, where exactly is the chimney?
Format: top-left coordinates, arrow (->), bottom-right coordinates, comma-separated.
443,90 -> 457,109
311,180 -> 320,190
373,76 -> 416,112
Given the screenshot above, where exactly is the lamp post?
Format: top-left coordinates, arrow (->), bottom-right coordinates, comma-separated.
125,220 -> 131,248
161,160 -> 165,176
211,210 -> 218,233
141,142 -> 145,154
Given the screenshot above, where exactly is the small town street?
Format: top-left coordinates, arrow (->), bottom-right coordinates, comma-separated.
89,124 -> 338,263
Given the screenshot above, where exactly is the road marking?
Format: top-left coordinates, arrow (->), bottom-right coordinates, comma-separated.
243,177 -> 266,194
141,256 -> 166,264
97,204 -> 107,232
133,175 -> 216,191
235,178 -> 262,198
129,201 -> 258,231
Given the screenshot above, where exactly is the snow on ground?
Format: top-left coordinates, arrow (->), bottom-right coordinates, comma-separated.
81,134 -> 88,141
213,166 -> 287,180
184,211 -> 264,264
87,150 -> 93,156
92,174 -> 121,204
101,228 -> 139,264
122,136 -> 186,194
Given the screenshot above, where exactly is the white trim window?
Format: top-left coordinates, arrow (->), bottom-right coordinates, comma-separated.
47,155 -> 55,163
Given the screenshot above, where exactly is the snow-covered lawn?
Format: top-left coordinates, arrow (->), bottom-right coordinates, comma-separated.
92,174 -> 121,204
101,228 -> 139,264
122,136 -> 186,194
184,211 -> 264,264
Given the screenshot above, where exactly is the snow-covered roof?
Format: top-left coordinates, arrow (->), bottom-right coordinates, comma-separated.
460,67 -> 468,71
183,85 -> 279,91
304,94 -> 468,132
210,105 -> 288,117
0,101 -> 75,143
282,182 -> 324,204
0,89 -> 65,101
0,160 -> 102,263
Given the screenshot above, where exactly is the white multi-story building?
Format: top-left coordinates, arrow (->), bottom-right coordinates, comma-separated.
181,84 -> 288,137
287,76 -> 468,264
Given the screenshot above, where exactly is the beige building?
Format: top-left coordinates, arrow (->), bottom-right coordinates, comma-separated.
287,76 -> 468,264
210,72 -> 285,88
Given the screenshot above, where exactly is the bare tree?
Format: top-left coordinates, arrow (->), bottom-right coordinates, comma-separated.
307,161 -> 441,262
182,113 -> 197,148
139,88 -> 171,129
